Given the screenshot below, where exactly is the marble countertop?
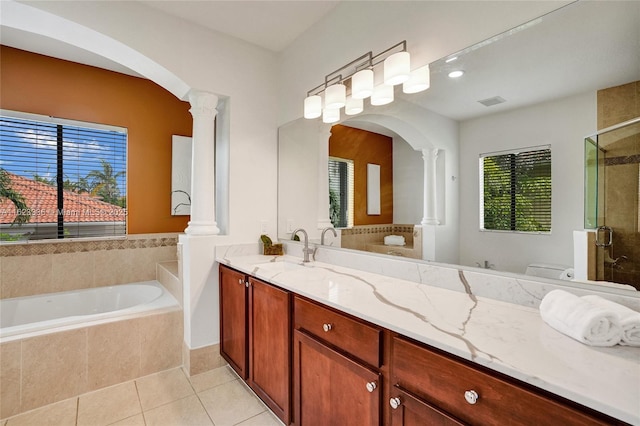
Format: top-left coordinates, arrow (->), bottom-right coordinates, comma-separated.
217,254 -> 640,425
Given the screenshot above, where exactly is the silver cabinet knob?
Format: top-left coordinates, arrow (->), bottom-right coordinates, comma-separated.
238,278 -> 243,284
322,323 -> 332,332
464,390 -> 479,405
366,381 -> 377,393
389,397 -> 402,410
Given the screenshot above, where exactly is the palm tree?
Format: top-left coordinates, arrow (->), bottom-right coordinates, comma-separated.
0,168 -> 31,224
87,159 -> 125,206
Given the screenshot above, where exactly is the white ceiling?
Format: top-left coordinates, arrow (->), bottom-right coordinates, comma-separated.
140,0 -> 341,53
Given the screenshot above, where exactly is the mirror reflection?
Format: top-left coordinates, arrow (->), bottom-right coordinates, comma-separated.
278,1 -> 640,291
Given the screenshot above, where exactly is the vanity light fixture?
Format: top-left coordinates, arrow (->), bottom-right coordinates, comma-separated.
322,107 -> 340,124
325,83 -> 347,109
370,84 -> 394,106
303,40 -> 430,122
345,96 -> 364,115
448,70 -> 465,78
403,64 -> 430,94
351,69 -> 374,99
384,51 -> 411,85
303,94 -> 322,119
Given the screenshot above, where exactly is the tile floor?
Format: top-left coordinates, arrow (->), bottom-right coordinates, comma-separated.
1,365 -> 283,426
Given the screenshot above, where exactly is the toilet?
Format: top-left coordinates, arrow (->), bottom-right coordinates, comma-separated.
525,263 -> 573,280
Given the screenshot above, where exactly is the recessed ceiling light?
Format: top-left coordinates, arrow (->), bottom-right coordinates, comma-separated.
445,56 -> 458,63
448,70 -> 465,78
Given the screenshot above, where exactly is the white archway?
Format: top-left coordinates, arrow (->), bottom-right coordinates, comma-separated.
1,0 -> 190,100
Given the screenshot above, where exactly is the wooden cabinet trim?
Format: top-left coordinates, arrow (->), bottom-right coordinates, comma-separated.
391,335 -> 620,426
294,295 -> 382,368
293,329 -> 381,426
219,265 -> 248,379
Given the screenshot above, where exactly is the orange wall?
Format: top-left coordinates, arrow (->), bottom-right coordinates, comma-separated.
329,124 -> 393,225
0,46 -> 193,234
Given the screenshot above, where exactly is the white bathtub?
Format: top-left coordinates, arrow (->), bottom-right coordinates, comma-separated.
0,281 -> 179,342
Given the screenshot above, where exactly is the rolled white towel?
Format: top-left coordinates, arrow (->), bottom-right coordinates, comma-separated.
539,289 -> 622,347
582,295 -> 640,347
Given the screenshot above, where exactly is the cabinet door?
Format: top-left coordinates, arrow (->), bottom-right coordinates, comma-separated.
293,329 -> 380,426
219,265 -> 248,379
389,386 -> 466,426
248,277 -> 291,425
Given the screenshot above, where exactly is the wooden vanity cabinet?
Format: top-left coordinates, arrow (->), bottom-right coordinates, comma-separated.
219,265 -> 291,424
389,385 -> 465,426
293,296 -> 383,425
219,265 -> 248,378
248,276 -> 291,424
390,336 -> 619,426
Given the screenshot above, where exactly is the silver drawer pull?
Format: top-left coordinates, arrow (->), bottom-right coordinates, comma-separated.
366,381 -> 377,393
322,323 -> 333,332
389,397 -> 402,410
464,390 -> 479,405
238,278 -> 243,284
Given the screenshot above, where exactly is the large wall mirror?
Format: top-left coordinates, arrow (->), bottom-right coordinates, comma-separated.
278,1 -> 640,292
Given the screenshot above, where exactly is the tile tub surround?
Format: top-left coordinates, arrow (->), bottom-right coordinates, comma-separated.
340,224 -> 423,259
183,342 -> 227,377
1,365 -> 283,426
0,234 -> 178,299
0,309 -> 182,419
217,253 -> 640,424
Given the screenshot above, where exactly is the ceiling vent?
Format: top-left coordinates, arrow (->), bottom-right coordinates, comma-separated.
478,96 -> 506,107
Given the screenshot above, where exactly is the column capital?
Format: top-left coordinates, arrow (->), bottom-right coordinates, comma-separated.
421,147 -> 440,160
188,90 -> 219,118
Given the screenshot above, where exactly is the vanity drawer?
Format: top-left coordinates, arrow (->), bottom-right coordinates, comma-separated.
294,296 -> 381,367
392,337 -> 613,426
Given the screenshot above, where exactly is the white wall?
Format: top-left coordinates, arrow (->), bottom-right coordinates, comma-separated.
393,137 -> 423,224
458,91 -> 597,274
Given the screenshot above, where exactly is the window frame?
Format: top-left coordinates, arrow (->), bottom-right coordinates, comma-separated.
0,109 -> 128,242
328,156 -> 354,229
479,144 -> 552,234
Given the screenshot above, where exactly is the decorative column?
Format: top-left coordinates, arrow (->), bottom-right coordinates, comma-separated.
317,123 -> 334,230
185,90 -> 220,235
421,148 -> 440,225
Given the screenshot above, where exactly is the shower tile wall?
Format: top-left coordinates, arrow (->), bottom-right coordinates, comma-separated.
597,81 -> 640,288
0,234 -> 178,299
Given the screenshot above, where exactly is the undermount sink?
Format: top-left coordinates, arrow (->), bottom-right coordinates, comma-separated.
252,260 -> 306,273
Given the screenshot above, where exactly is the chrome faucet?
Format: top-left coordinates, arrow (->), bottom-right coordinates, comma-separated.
321,227 -> 337,245
291,228 -> 314,262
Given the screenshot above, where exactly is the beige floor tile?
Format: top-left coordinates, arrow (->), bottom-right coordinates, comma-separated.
143,395 -> 213,426
236,411 -> 284,426
107,413 -> 145,426
77,381 -> 141,426
5,397 -> 77,426
135,368 -> 194,411
199,380 -> 266,426
190,365 -> 237,393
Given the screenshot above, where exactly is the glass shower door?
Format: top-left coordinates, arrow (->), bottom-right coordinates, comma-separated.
585,117 -> 640,289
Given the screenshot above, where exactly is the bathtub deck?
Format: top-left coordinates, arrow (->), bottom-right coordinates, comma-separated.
1,366 -> 283,426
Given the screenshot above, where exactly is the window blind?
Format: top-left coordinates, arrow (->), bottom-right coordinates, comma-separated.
0,112 -> 127,241
329,157 -> 354,228
480,146 -> 551,233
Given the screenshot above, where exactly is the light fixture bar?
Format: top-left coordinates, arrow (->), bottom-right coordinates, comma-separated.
306,41 -> 408,97
303,40 -> 430,121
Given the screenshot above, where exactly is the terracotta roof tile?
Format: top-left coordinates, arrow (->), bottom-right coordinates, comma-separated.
1,172 -> 126,224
